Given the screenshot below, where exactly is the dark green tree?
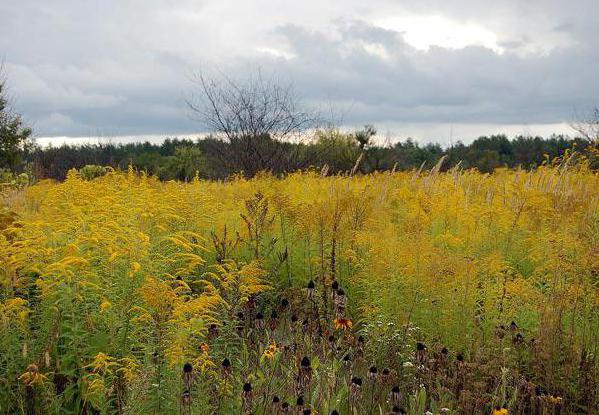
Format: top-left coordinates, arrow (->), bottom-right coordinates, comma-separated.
0,73 -> 33,171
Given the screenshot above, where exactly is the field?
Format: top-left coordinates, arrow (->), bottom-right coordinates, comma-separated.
1,162 -> 598,414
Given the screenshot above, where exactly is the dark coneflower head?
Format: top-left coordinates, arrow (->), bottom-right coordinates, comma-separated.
510,321 -> 518,330
281,298 -> 289,308
237,311 -> 245,320
255,312 -> 264,320
221,358 -> 231,368
183,362 -> 193,373
296,395 -> 304,406
243,382 -> 252,393
176,275 -> 183,280
301,356 -> 311,367
328,335 -> 335,343
351,377 -> 362,386
336,288 -> 345,296
303,410 -> 311,415
307,280 -> 315,290
271,310 -> 278,319
342,354 -> 351,363
514,332 -> 524,343
331,280 -> 339,290
416,342 -> 426,351
272,395 -> 280,403
331,411 -> 339,415
291,314 -> 298,323
392,385 -> 400,393
208,324 -> 219,338
282,402 -> 289,409
358,335 -> 365,343
382,367 -> 390,376
456,353 -> 464,362
368,365 -> 378,380
441,347 -> 448,355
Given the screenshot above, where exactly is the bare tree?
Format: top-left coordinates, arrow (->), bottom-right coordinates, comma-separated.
571,107 -> 599,143
187,70 -> 318,176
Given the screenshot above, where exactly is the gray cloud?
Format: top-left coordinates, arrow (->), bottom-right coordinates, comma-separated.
1,0 -> 598,141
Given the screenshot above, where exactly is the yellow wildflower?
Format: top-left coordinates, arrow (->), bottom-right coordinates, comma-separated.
19,364 -> 47,386
334,318 -> 353,330
99,299 -> 112,312
262,341 -> 278,359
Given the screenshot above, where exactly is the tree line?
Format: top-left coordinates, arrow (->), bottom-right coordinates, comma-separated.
27,132 -> 596,181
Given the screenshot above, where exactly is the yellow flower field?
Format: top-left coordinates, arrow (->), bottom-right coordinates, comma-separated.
1,163 -> 597,414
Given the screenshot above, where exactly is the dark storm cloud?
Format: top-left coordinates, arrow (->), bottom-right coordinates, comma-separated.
1,0 -> 597,140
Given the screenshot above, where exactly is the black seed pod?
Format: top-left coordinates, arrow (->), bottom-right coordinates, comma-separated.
183,362 -> 193,373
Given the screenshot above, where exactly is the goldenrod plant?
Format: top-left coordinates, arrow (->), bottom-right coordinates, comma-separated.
0,158 -> 597,414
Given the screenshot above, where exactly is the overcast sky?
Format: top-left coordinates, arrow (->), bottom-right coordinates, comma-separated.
1,0 -> 598,145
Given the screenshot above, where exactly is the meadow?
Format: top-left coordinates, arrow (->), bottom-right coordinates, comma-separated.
1,159 -> 598,414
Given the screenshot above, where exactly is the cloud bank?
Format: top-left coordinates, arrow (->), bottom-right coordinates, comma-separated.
1,0 -> 597,142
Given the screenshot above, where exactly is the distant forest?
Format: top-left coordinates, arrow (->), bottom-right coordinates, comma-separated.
28,132 -> 595,181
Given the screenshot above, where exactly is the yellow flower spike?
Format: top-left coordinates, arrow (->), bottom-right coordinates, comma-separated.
99,299 -> 112,312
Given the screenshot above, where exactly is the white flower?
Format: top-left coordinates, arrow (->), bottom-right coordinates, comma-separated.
403,361 -> 414,368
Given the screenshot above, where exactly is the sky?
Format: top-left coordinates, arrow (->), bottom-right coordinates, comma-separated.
1,0 -> 598,146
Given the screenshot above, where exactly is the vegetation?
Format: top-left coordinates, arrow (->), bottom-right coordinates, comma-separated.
27,132 -> 597,181
0,71 -> 33,172
1,153 -> 597,414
